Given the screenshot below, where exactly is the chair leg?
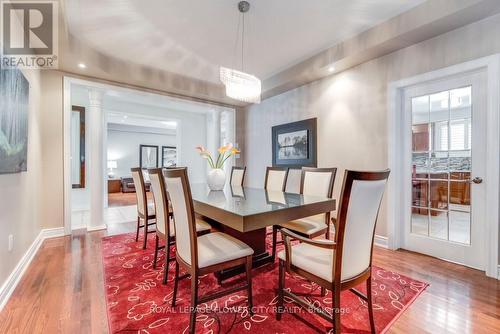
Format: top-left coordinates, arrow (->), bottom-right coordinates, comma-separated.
272,226 -> 278,260
135,216 -> 140,241
142,219 -> 148,250
325,221 -> 330,240
153,235 -> 159,269
171,261 -> 179,307
245,255 -> 254,315
332,290 -> 341,334
276,259 -> 285,320
162,240 -> 171,285
189,274 -> 199,334
367,276 -> 376,333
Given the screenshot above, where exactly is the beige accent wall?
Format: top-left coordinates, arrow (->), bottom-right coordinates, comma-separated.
0,69 -> 42,285
38,71 -> 65,229
244,13 -> 500,237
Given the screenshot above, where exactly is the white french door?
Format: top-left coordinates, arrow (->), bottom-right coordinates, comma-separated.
402,70 -> 487,270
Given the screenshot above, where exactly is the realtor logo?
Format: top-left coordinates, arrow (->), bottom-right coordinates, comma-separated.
1,1 -> 58,68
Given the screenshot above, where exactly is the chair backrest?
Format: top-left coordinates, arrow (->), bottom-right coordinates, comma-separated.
300,167 -> 337,198
334,170 -> 390,282
264,167 -> 288,191
148,168 -> 169,237
285,168 -> 302,193
230,166 -> 246,186
163,168 -> 198,268
131,167 -> 148,216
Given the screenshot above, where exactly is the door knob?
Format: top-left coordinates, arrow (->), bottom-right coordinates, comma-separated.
471,177 -> 483,184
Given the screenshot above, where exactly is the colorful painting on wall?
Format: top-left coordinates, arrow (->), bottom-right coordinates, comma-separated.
0,66 -> 29,174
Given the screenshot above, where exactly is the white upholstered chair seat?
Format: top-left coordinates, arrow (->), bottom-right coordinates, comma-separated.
167,218 -> 211,237
279,214 -> 327,236
277,242 -> 351,282
195,232 -> 254,268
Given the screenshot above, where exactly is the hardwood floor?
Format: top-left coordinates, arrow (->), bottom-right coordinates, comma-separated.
107,192 -> 153,207
1,223 -> 499,333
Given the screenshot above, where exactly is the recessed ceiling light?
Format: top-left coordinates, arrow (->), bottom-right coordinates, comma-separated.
123,115 -> 128,119
78,63 -> 86,69
328,66 -> 335,73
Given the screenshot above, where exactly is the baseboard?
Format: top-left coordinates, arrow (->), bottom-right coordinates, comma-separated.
87,224 -> 107,232
374,235 -> 389,249
497,266 -> 500,280
0,227 -> 65,311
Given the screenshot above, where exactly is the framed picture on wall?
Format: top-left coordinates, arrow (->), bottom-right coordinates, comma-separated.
272,118 -> 317,168
0,67 -> 29,174
162,146 -> 177,167
139,145 -> 159,168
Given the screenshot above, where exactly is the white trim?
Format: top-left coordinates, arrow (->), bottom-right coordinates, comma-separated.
497,265 -> 500,280
0,227 -> 65,311
374,235 -> 388,249
63,77 -> 72,235
87,224 -> 107,232
387,54 -> 500,279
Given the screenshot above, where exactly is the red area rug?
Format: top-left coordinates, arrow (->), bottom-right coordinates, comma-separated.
102,233 -> 427,333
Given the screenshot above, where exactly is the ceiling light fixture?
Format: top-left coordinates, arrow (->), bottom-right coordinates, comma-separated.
78,63 -> 86,69
220,1 -> 261,104
328,65 -> 335,73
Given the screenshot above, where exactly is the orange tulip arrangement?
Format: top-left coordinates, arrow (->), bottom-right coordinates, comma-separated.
196,143 -> 240,169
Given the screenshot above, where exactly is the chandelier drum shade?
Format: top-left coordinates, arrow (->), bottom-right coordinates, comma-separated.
220,1 -> 261,104
220,67 -> 261,104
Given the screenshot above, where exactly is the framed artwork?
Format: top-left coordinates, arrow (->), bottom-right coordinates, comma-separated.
162,146 -> 177,167
0,67 -> 29,174
140,144 -> 158,169
272,118 -> 317,168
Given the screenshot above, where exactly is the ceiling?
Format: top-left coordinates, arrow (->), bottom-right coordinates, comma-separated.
63,0 -> 425,84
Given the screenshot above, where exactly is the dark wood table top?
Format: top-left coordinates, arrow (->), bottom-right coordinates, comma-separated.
191,183 -> 336,232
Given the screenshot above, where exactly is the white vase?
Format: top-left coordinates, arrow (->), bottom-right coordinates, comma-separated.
207,168 -> 226,191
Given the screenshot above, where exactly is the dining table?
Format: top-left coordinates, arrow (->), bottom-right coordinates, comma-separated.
190,183 -> 336,281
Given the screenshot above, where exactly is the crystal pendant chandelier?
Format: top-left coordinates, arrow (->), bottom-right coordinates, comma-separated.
220,1 -> 261,104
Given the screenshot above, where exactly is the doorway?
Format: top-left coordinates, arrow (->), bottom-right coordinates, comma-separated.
403,71 -> 486,269
387,55 -> 500,278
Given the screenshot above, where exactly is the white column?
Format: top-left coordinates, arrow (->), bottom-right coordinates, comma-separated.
206,109 -> 221,162
87,89 -> 106,231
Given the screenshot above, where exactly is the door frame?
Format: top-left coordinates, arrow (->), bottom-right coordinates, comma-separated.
387,55 -> 500,279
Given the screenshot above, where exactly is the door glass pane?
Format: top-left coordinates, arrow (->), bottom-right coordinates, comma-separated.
449,210 -> 471,244
410,86 -> 472,245
430,151 -> 448,179
430,210 -> 448,240
411,207 -> 429,236
412,152 -> 429,179
412,179 -> 428,207
429,180 -> 448,210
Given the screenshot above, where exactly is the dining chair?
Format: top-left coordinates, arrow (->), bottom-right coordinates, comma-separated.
264,166 -> 289,191
230,166 -> 246,186
148,168 -> 211,284
164,168 -> 254,334
131,167 -> 156,250
272,167 -> 337,259
276,169 -> 390,334
284,168 -> 302,193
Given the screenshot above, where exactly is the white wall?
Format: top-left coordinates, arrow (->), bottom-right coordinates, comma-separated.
0,69 -> 43,288
244,13 -> 500,238
107,125 -> 176,178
